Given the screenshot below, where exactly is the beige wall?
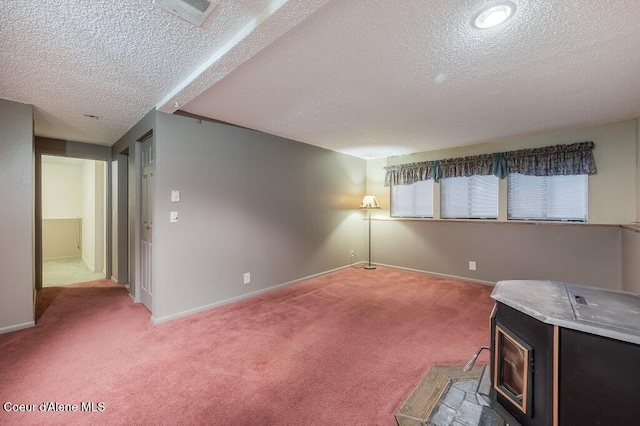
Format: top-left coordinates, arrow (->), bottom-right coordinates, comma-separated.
372,220 -> 621,289
42,161 -> 83,219
371,120 -> 637,224
637,118 -> 640,222
41,158 -> 105,270
0,99 -> 34,333
42,219 -> 81,259
81,161 -> 105,273
42,160 -> 83,262
96,161 -> 105,273
81,162 -> 95,271
627,118 -> 640,292
365,120 -> 638,290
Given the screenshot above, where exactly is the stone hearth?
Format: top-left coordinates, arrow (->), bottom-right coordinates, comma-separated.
396,365 -> 498,426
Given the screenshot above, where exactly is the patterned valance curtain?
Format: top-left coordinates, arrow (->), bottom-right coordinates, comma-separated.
384,141 -> 596,186
505,142 -> 596,176
438,153 -> 494,179
384,161 -> 438,186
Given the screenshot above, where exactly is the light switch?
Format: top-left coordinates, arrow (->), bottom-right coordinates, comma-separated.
170,211 -> 179,223
171,190 -> 180,202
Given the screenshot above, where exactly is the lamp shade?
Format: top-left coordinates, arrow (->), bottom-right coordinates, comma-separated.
359,195 -> 381,209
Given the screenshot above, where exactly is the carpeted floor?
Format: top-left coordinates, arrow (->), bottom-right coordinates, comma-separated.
42,257 -> 105,287
0,266 -> 493,425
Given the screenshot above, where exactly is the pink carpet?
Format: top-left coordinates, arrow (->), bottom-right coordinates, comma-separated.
0,267 -> 493,425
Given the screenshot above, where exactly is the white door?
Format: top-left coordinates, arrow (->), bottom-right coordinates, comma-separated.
140,137 -> 154,311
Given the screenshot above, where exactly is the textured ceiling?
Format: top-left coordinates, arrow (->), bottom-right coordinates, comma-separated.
1,0 -> 314,144
2,1 -> 640,157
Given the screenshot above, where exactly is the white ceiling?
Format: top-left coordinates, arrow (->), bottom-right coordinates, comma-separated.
3,1 -> 640,158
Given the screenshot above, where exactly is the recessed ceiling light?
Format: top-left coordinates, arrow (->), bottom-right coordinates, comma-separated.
473,2 -> 516,29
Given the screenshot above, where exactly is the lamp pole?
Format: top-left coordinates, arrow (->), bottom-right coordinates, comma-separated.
359,195 -> 380,270
364,208 -> 375,269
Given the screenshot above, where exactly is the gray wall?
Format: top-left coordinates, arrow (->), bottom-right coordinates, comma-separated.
0,99 -> 34,333
372,220 -> 622,289
153,112 -> 365,320
622,229 -> 640,293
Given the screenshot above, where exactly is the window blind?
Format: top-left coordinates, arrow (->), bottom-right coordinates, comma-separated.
508,174 -> 588,221
440,175 -> 498,219
391,179 -> 434,218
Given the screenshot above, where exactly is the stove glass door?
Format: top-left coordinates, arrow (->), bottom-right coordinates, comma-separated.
494,324 -> 532,414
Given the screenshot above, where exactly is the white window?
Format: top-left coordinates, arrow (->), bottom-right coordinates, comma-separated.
508,174 -> 588,221
440,175 -> 498,219
391,179 -> 434,218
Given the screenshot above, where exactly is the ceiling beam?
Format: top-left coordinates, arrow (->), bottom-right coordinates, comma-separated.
156,0 -> 333,114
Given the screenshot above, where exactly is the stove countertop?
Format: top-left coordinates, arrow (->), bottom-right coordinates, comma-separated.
491,280 -> 640,345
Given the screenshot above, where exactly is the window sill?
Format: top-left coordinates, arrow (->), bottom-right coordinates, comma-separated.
369,216 -> 628,228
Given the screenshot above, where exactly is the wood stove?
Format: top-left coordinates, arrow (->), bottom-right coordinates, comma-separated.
481,280 -> 640,426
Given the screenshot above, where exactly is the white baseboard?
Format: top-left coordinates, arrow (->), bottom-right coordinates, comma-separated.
151,263 -> 356,325
0,321 -> 35,335
111,276 -> 118,283
374,262 -> 496,286
43,255 -> 82,261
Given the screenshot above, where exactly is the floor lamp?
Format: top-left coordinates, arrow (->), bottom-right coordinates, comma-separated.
359,195 -> 380,270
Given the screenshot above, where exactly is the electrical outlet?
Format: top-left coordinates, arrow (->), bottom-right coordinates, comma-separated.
469,261 -> 477,271
243,272 -> 250,284
350,251 -> 355,262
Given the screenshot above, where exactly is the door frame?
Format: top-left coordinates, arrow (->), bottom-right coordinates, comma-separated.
138,134 -> 154,311
114,151 -> 129,287
34,137 -> 112,291
115,130 -> 154,311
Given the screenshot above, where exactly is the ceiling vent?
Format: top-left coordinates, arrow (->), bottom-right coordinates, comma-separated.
154,0 -> 220,27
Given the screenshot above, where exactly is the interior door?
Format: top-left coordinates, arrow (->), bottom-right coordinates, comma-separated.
140,137 -> 154,311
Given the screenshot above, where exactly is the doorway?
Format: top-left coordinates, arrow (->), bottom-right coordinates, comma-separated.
41,155 -> 107,287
